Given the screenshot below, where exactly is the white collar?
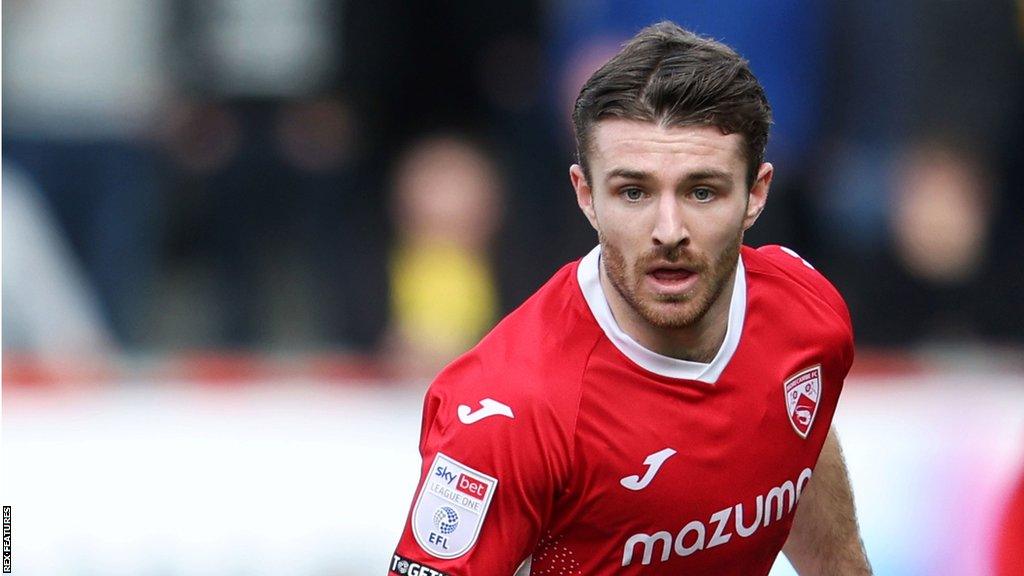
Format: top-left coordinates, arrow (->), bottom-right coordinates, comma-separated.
576,245 -> 746,383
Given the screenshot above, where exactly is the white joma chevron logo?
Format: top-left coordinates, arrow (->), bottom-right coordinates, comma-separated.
620,448 -> 677,491
457,398 -> 515,424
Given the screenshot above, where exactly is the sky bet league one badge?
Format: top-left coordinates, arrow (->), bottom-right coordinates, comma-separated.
412,453 -> 498,558
784,365 -> 822,439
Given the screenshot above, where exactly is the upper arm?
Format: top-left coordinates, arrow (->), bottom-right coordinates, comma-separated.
783,427 -> 871,575
390,362 -> 569,576
785,426 -> 845,548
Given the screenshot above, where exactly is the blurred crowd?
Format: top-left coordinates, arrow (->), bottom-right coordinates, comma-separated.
4,0 -> 1023,374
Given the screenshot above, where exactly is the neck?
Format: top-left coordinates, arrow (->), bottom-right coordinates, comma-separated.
599,261 -> 735,364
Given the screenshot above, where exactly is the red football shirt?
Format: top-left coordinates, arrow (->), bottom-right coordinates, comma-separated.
389,244 -> 854,576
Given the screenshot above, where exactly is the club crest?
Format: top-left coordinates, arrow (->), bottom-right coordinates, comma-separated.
783,365 -> 822,438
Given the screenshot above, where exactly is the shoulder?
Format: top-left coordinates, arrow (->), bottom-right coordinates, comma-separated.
420,259 -> 601,470
429,259 -> 600,417
743,245 -> 853,333
742,245 -> 855,373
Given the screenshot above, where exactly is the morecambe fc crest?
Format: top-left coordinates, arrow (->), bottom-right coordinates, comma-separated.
784,365 -> 822,438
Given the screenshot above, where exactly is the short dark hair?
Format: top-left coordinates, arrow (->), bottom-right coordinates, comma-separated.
572,21 -> 772,187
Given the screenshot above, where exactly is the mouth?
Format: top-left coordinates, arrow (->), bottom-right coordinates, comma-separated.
645,265 -> 700,293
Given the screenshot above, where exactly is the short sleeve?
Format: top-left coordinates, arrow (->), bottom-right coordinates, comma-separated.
389,354 -> 568,576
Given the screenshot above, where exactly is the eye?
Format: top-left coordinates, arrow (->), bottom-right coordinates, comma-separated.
621,187 -> 645,202
692,187 -> 715,203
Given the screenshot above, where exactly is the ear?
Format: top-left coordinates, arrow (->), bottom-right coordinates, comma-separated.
571,164 -> 599,231
743,162 -> 773,231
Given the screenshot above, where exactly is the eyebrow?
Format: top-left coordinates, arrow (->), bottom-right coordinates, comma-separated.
604,167 -> 732,184
605,168 -> 652,181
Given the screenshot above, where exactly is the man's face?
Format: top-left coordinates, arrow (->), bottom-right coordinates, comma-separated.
571,120 -> 771,330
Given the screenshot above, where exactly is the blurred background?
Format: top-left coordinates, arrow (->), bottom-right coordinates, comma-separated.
2,1 -> 1023,575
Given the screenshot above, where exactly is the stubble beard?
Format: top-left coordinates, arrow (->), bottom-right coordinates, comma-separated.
600,230 -> 742,330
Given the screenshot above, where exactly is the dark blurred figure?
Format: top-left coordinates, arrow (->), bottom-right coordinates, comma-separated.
3,0 -> 165,346
812,0 -> 1024,346
160,0 -> 387,349
382,133 -> 504,379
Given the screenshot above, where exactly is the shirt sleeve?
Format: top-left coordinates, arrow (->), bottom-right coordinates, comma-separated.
389,354 -> 568,576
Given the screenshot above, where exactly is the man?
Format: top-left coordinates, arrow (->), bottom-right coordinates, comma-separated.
389,22 -> 871,575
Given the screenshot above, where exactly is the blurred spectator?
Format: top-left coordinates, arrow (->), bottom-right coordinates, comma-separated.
2,164 -> 115,358
343,0 -> 572,311
891,142 -> 994,284
382,134 -> 504,379
159,0 -> 389,349
813,0 -> 1024,345
3,0 -> 167,346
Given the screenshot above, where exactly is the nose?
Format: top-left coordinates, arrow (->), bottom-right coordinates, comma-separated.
651,192 -> 689,248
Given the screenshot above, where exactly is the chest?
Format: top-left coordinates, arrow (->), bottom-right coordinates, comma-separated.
545,339 -> 838,571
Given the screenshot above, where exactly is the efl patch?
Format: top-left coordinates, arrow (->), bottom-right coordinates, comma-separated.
784,365 -> 822,438
412,452 -> 497,559
389,553 -> 450,576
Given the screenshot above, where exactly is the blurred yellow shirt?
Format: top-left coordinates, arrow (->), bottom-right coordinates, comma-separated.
390,242 -> 498,354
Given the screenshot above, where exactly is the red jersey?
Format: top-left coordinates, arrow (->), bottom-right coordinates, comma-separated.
390,244 -> 854,576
